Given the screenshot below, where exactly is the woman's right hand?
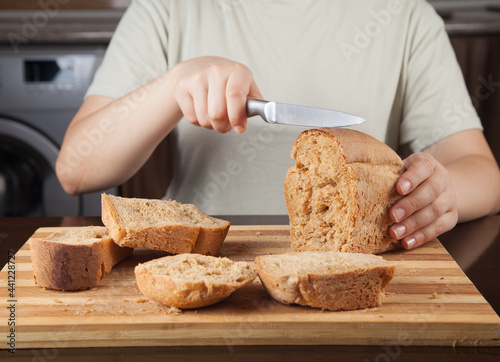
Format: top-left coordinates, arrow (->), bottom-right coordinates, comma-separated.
170,56 -> 262,134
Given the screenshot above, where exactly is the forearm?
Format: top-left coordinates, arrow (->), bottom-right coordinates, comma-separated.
56,71 -> 182,194
446,154 -> 500,222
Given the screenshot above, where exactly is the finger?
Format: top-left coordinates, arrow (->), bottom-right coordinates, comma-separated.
400,210 -> 458,249
397,154 -> 436,195
207,73 -> 232,133
192,82 -> 212,129
226,64 -> 255,134
390,193 -> 452,240
248,79 -> 263,99
176,91 -> 199,126
390,172 -> 447,223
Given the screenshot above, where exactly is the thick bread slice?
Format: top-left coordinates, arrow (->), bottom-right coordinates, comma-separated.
255,251 -> 395,311
284,128 -> 405,254
30,226 -> 133,291
135,254 -> 257,309
101,194 -> 230,255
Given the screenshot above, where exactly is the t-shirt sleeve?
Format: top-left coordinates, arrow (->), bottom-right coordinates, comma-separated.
400,1 -> 483,152
85,0 -> 169,99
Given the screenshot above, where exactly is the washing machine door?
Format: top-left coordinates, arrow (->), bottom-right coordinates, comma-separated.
0,117 -> 80,216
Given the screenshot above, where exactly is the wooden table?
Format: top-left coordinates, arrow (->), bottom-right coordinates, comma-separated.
1,215 -> 499,361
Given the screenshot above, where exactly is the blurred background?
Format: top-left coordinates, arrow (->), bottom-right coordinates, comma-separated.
0,0 -> 499,217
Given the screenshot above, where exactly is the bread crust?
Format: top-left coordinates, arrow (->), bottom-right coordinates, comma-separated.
292,128 -> 403,167
255,252 -> 396,311
192,227 -> 230,255
285,128 -> 405,254
135,273 -> 240,309
134,255 -> 257,309
101,194 -> 230,255
30,227 -> 132,291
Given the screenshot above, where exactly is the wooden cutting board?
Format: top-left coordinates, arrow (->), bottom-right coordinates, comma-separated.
1,225 -> 499,349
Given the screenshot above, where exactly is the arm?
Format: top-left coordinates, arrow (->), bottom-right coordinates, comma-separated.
389,129 -> 500,249
56,56 -> 261,195
56,73 -> 181,195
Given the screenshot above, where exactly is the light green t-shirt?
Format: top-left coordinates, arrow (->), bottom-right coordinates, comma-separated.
86,0 -> 482,215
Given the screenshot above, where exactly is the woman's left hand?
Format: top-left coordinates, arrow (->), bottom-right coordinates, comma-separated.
389,152 -> 459,249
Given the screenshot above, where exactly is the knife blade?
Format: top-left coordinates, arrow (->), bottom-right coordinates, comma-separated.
246,98 -> 366,128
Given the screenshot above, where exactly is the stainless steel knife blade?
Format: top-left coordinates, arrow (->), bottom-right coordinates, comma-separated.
246,98 -> 366,128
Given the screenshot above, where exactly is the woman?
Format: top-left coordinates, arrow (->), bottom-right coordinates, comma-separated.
56,0 -> 500,249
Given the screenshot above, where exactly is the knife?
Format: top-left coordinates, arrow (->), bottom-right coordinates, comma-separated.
246,98 -> 366,128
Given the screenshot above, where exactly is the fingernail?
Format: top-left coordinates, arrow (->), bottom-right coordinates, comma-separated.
400,180 -> 411,194
392,224 -> 406,239
393,208 -> 405,222
234,125 -> 245,134
405,238 -> 416,249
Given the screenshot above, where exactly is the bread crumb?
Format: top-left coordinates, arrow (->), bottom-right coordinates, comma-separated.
440,277 -> 444,280
60,308 -> 66,312
91,287 -> 98,291
135,299 -> 149,304
119,310 -> 125,314
431,292 -> 439,299
255,231 -> 262,236
54,299 -> 62,304
167,306 -> 182,315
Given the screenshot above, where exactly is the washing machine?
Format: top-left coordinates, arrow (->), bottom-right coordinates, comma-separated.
0,45 -> 118,217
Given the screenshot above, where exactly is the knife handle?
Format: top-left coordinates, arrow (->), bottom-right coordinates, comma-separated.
246,98 -> 268,122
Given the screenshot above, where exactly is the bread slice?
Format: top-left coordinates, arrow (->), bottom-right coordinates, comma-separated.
255,251 -> 395,311
135,254 -> 257,309
101,194 -> 230,255
284,128 -> 405,254
30,226 -> 133,291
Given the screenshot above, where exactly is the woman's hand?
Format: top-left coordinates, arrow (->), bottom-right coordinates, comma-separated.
389,152 -> 459,249
171,56 -> 262,134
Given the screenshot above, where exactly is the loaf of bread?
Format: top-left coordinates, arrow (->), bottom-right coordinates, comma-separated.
101,194 -> 230,255
255,251 -> 395,311
30,226 -> 133,291
135,254 -> 257,309
284,128 -> 405,254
